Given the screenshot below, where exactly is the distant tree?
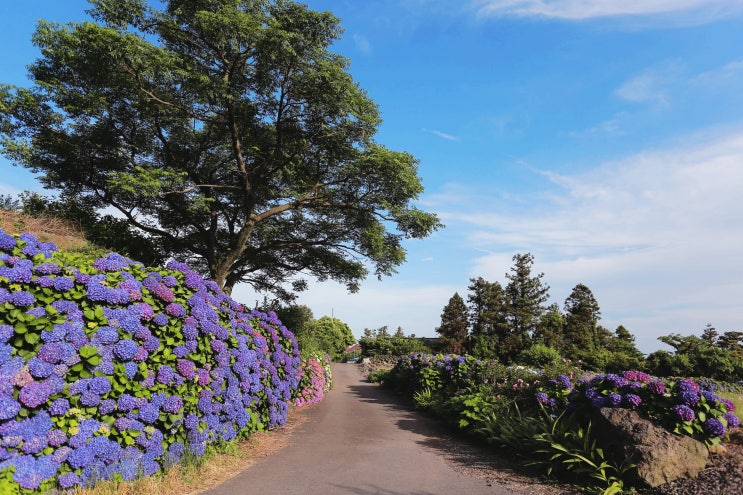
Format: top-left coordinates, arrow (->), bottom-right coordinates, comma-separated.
466,277 -> 508,360
393,326 -> 406,338
504,253 -> 550,360
701,324 -> 719,346
562,283 -> 600,360
436,293 -> 469,355
0,0 -> 441,299
308,316 -> 355,361
718,331 -> 743,354
533,303 -> 565,351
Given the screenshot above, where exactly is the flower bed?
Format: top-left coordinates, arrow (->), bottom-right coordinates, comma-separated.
0,229 -> 303,492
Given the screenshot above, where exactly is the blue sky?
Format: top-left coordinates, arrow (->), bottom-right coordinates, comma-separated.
2,1 -> 743,353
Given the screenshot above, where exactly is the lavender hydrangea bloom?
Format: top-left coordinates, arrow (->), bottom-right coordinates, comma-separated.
153,313 -> 169,326
27,357 -> 55,378
674,379 -> 699,394
0,324 -> 13,344
95,326 -> 120,345
157,365 -> 175,384
48,398 -> 70,416
93,253 -> 131,272
163,395 -> 184,413
18,380 -> 52,408
176,359 -> 196,379
165,302 -> 186,318
58,472 -> 81,489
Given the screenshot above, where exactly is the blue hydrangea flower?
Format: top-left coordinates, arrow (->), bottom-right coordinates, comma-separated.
723,412 -> 739,429
623,393 -> 642,408
113,339 -> 139,360
0,230 -> 15,251
53,276 -> 75,291
0,395 -> 21,420
9,291 -> 35,307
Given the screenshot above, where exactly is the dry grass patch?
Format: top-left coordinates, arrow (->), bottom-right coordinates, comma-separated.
0,209 -> 88,251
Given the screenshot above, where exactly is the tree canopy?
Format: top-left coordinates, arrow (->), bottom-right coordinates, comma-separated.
0,0 -> 441,298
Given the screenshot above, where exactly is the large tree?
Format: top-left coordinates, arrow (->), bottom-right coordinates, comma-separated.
436,292 -> 468,355
0,0 -> 441,298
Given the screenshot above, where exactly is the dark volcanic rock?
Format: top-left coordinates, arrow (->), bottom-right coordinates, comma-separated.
591,408 -> 709,488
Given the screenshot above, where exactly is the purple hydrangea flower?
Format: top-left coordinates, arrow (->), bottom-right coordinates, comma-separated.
176,359 -> 196,379
535,392 -> 549,404
163,395 -> 184,414
88,376 -> 111,395
93,253 -> 131,272
672,404 -> 696,422
607,393 -> 622,407
157,365 -> 175,384
0,324 -> 13,344
679,391 -> 700,407
138,403 -> 160,424
703,418 -> 727,437
721,398 -> 735,412
623,393 -> 642,408
165,302 -> 186,318
153,313 -> 169,326
723,412 -> 739,429
674,379 -> 699,394
27,357 -> 54,378
646,381 -> 666,395
58,472 -> 81,489
18,380 -> 52,408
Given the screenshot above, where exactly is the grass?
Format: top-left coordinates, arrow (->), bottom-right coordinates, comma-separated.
719,391 -> 743,417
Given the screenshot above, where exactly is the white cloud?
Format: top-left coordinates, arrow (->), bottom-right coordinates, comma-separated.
568,113 -> 627,137
422,128 -> 461,141
472,0 -> 743,22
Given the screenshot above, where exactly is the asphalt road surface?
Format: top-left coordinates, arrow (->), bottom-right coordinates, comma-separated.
203,363 -> 518,495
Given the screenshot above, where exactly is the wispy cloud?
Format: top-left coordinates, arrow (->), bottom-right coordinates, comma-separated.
352,34 -> 372,54
422,128 -> 460,141
691,59 -> 743,87
568,113 -> 627,138
472,0 -> 743,22
614,61 -> 684,108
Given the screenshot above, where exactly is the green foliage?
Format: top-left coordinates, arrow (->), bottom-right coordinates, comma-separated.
518,343 -> 562,368
358,335 -> 431,357
1,0 -> 441,298
305,316 -> 355,362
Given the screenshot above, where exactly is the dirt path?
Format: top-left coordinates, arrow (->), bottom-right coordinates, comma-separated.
202,364 -> 576,495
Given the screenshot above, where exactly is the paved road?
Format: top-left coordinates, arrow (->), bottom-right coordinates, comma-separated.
204,363 -> 517,495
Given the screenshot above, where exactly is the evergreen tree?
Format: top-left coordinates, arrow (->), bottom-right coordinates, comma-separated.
436,293 -> 469,355
562,283 -> 601,360
466,277 -> 508,360
503,253 -> 550,361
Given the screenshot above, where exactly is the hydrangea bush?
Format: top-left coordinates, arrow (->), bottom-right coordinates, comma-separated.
383,353 -> 739,447
0,229 -> 304,492
293,353 -> 333,407
554,372 -> 739,445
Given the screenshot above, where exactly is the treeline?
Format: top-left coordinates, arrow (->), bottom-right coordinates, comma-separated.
436,254 -> 743,381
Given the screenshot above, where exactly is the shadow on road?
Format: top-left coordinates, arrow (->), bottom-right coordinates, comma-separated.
345,372 -> 524,477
